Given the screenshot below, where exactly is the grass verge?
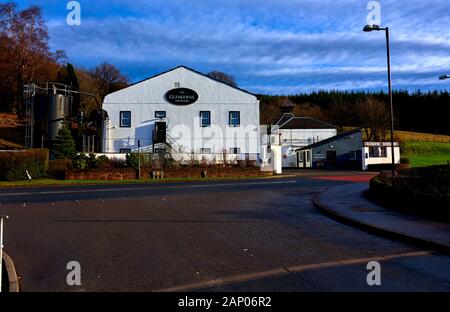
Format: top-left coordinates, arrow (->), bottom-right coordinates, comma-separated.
0,176 -> 273,188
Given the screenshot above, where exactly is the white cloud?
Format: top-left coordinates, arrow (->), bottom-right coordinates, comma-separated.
34,0 -> 450,94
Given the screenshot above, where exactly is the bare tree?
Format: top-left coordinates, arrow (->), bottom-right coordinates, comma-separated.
207,71 -> 237,87
76,68 -> 101,113
0,2 -> 56,113
356,96 -> 390,141
90,62 -> 129,102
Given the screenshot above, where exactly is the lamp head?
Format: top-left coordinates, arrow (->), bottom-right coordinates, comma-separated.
363,24 -> 381,32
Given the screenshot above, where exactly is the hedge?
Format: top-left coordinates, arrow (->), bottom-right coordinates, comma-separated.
369,165 -> 450,217
0,149 -> 49,181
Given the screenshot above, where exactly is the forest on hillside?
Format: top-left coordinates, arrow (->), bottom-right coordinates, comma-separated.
259,90 -> 450,136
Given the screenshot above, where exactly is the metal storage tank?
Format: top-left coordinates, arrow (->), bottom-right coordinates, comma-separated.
32,93 -> 70,148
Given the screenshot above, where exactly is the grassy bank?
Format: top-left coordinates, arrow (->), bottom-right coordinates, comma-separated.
402,141 -> 450,167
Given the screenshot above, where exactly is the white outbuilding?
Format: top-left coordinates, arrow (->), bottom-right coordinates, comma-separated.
102,66 -> 261,163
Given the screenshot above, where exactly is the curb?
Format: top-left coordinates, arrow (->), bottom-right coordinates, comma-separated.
313,193 -> 450,255
2,252 -> 20,292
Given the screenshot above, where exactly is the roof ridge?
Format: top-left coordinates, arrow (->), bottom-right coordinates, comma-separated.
105,65 -> 257,100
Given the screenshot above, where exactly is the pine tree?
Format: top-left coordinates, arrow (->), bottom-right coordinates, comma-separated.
52,125 -> 77,159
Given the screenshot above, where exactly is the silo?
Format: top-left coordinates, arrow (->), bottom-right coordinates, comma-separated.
31,93 -> 70,148
48,94 -> 70,142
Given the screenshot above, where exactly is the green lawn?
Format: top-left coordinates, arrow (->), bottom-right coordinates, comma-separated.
402,141 -> 450,168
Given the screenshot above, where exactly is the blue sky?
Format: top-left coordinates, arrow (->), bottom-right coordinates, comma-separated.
13,0 -> 450,94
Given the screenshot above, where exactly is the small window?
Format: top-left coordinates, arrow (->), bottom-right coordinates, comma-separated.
174,82 -> 180,88
350,151 -> 357,160
120,149 -> 131,154
369,147 -> 387,158
155,111 -> 166,119
120,111 -> 131,128
229,111 -> 240,127
200,111 -> 211,127
230,148 -> 241,154
200,148 -> 212,154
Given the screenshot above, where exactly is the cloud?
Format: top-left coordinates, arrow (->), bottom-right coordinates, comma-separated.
18,0 -> 450,94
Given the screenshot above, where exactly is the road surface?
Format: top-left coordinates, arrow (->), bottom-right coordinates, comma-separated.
1,172 -> 449,292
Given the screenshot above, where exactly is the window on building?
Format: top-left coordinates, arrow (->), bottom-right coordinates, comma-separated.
174,82 -> 180,88
229,111 -> 240,127
200,148 -> 212,154
155,111 -> 166,119
120,111 -> 131,128
369,146 -> 387,158
120,149 -> 132,154
200,111 -> 211,127
154,148 -> 166,154
230,148 -> 241,154
350,151 -> 357,160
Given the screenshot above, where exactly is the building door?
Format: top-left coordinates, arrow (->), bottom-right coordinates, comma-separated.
297,150 -> 312,168
303,150 -> 312,168
326,151 -> 337,167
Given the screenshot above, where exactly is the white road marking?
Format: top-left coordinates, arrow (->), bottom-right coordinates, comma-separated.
154,250 -> 434,292
0,181 -> 297,197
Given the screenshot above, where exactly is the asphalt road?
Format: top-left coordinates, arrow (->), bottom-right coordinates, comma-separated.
1,172 -> 450,292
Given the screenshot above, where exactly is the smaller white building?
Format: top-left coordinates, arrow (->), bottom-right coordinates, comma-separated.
271,113 -> 337,168
295,129 -> 401,171
363,142 -> 401,171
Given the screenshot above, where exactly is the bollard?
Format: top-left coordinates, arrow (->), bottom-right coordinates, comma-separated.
0,215 -> 9,293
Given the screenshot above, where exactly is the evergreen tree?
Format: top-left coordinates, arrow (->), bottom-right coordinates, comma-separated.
52,125 -> 77,159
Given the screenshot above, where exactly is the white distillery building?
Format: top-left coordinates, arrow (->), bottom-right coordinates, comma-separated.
102,66 -> 260,163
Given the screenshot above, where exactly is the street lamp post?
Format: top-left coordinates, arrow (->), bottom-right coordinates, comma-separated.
364,24 -> 396,176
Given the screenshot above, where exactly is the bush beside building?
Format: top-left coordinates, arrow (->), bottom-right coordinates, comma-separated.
0,149 -> 49,181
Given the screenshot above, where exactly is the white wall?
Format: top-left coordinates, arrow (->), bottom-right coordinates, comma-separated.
279,128 -> 337,167
362,144 -> 401,171
103,67 -> 260,156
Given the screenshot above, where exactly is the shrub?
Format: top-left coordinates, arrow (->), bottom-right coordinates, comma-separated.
126,153 -> 140,170
96,155 -> 111,169
0,149 -> 49,181
52,126 -> 77,160
73,153 -> 89,170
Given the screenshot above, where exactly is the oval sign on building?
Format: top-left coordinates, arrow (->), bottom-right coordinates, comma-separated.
165,88 -> 199,105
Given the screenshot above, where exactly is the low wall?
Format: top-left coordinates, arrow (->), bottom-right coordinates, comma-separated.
65,166 -> 271,181
65,168 -> 136,181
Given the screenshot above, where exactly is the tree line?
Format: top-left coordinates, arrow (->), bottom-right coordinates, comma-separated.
259,90 -> 450,137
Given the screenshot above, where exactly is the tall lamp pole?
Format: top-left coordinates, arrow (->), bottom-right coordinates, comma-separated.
364,25 -> 396,176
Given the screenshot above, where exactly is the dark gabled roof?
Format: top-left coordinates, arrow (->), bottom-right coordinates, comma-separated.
106,65 -> 257,98
296,128 -> 362,151
275,113 -> 336,130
